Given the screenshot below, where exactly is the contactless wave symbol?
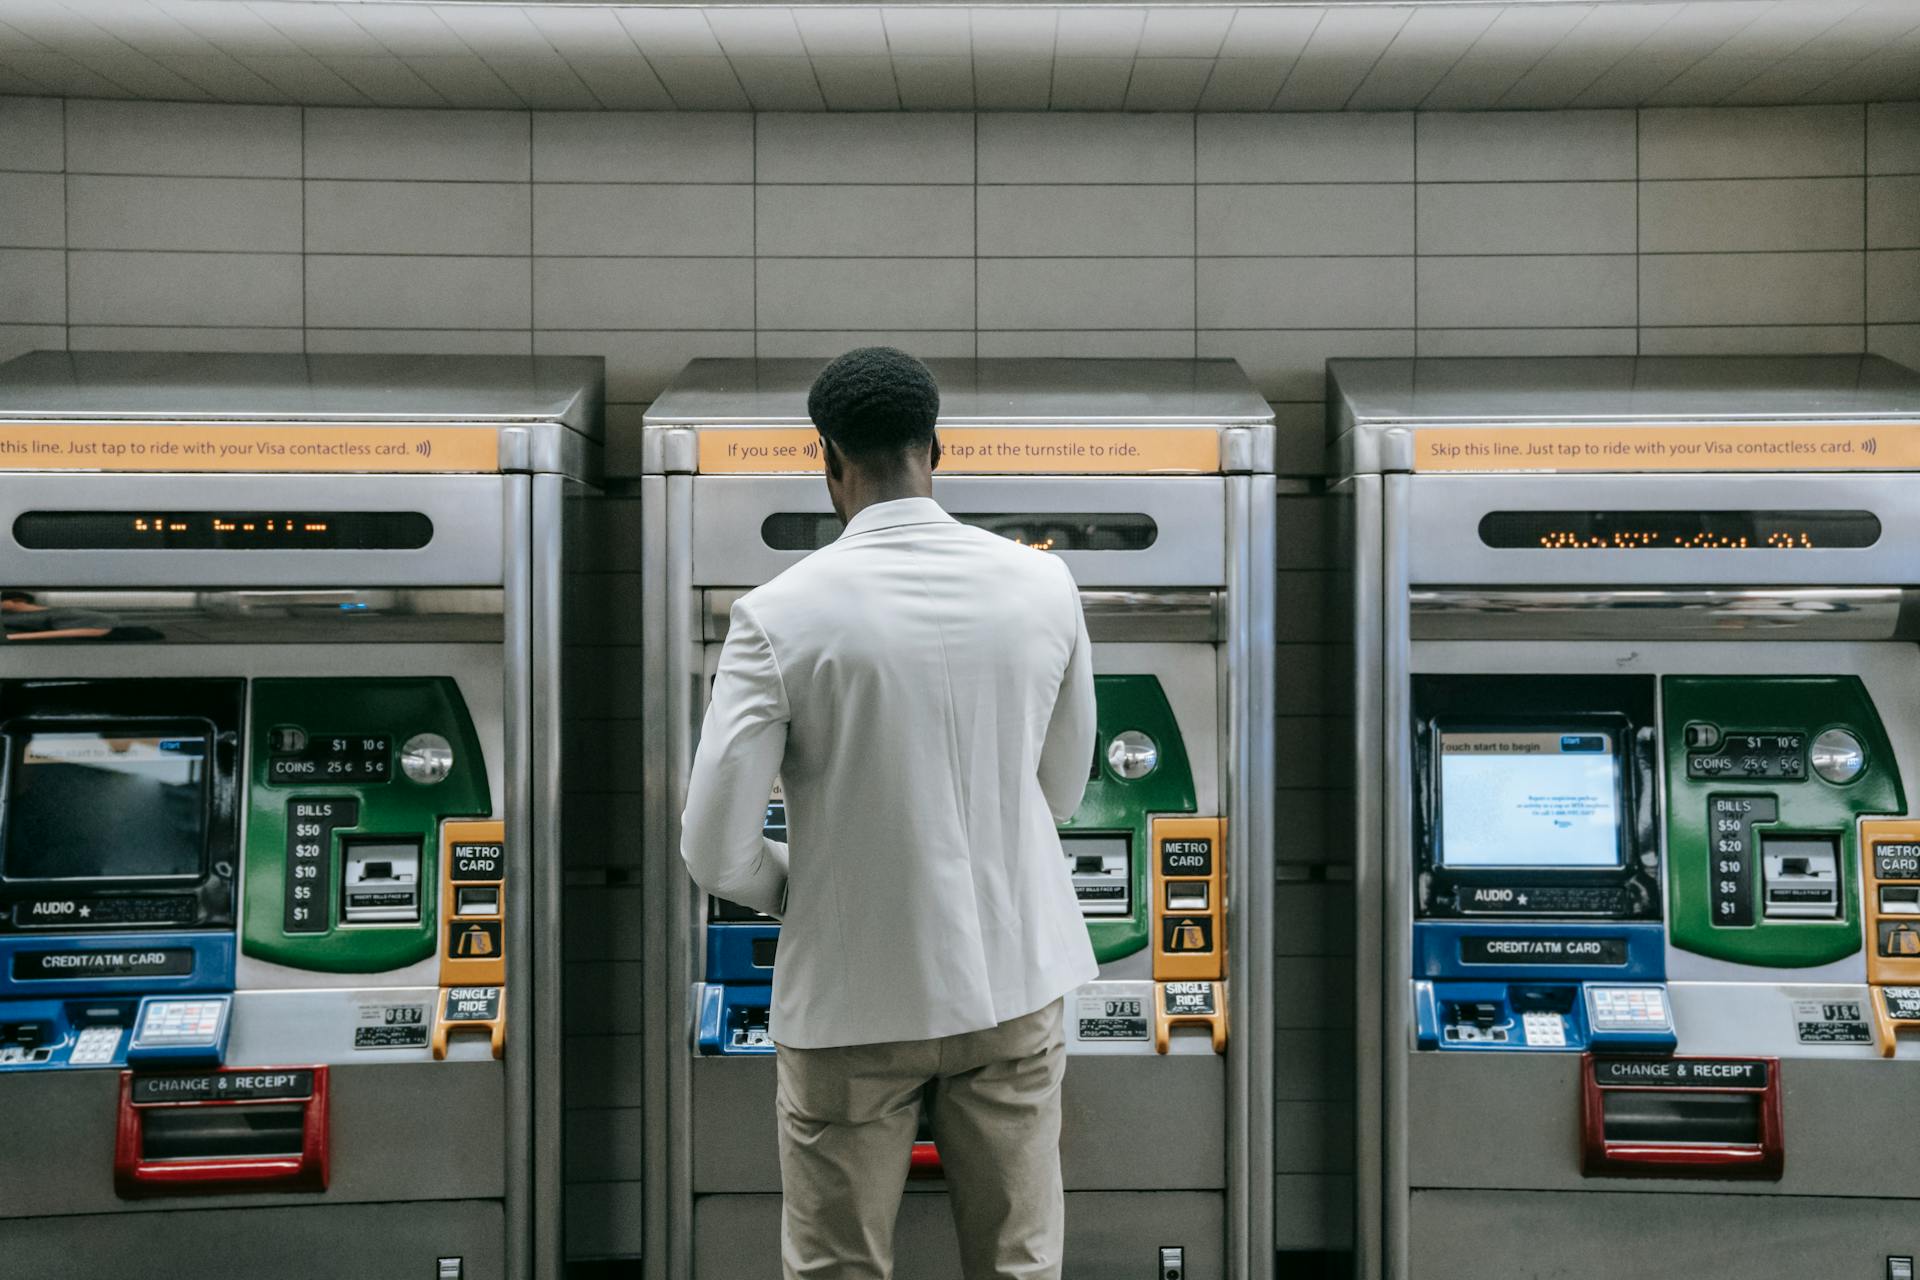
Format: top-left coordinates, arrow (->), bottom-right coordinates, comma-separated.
416,439 -> 433,457
801,440 -> 820,461
1863,437 -> 1878,456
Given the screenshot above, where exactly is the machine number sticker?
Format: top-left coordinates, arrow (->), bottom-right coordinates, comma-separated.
1884,987 -> 1920,1022
1075,995 -> 1149,1041
354,1001 -> 430,1049
1791,999 -> 1873,1044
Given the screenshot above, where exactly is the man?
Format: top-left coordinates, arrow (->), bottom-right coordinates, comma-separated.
682,347 -> 1098,1280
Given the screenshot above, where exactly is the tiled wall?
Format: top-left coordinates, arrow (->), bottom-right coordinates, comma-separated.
3,97 -> 1918,480
4,93 -> 1918,1263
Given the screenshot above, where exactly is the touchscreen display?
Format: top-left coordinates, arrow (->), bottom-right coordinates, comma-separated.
4,732 -> 208,880
1439,730 -> 1622,869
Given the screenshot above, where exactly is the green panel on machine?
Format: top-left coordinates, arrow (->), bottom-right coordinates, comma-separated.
1666,677 -> 1902,968
243,678 -> 490,973
1064,674 -> 1197,965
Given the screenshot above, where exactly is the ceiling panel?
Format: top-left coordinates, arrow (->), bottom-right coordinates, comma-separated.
0,1 -> 1912,112
1271,6 -> 1411,110
1346,7 -> 1501,110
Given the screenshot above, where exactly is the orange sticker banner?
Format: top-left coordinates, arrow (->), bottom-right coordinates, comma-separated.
0,423 -> 501,473
697,426 -> 1220,475
1414,422 -> 1920,474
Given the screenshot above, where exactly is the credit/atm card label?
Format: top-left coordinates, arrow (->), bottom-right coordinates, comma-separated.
1592,1057 -> 1769,1088
1876,843 -> 1920,880
451,843 -> 505,881
1791,999 -> 1873,1044
12,948 -> 193,980
1075,994 -> 1149,1041
131,1069 -> 314,1104
1884,987 -> 1920,1022
1162,982 -> 1217,1016
1159,839 -> 1214,877
444,986 -> 502,1022
1459,936 -> 1626,965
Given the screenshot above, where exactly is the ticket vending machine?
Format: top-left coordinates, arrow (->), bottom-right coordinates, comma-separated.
1332,355 -> 1920,1280
0,351 -> 601,1280
639,358 -> 1275,1279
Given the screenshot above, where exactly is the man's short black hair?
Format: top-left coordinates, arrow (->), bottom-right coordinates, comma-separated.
807,347 -> 940,459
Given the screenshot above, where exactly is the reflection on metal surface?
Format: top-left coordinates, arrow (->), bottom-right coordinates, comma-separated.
400,733 -> 455,785
1106,730 -> 1159,780
0,589 -> 502,643
1410,588 -> 1902,640
703,588 -> 1222,645
1810,729 -> 1866,785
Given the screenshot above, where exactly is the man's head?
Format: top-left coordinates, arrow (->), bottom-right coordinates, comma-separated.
807,347 -> 941,521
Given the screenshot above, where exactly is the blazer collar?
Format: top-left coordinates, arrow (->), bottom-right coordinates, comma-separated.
838,496 -> 957,539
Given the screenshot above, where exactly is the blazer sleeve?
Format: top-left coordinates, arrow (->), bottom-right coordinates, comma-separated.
681,597 -> 791,918
1037,561 -> 1097,824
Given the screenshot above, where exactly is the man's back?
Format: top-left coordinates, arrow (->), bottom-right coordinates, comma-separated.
681,348 -> 1092,1279
690,496 -> 1098,1049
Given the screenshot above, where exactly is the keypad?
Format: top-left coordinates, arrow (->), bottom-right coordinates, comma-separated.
1521,1011 -> 1567,1047
69,1025 -> 123,1065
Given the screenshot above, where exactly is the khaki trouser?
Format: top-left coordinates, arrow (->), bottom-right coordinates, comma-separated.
775,1000 -> 1068,1280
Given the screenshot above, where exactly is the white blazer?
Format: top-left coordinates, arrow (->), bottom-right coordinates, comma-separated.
682,496 -> 1100,1049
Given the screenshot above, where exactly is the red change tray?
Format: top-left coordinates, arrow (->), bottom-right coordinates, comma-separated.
1581,1054 -> 1782,1180
115,1065 -> 329,1197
